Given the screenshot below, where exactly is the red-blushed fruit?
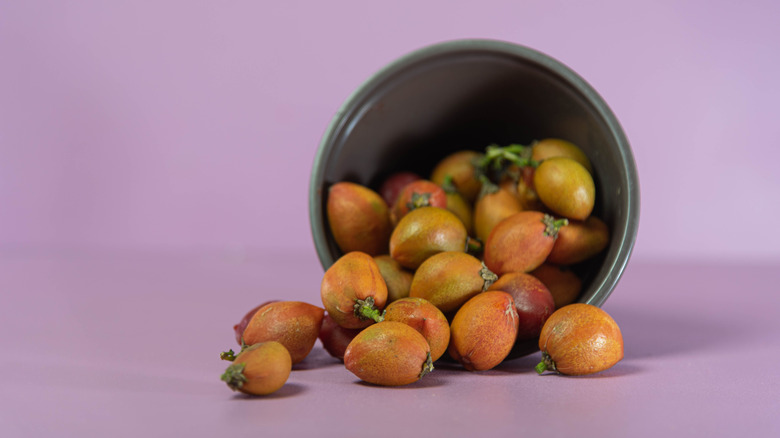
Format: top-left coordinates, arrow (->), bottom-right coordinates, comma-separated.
530,264 -> 583,308
547,216 -> 610,265
233,300 -> 278,345
474,184 -> 523,242
220,341 -> 291,396
488,272 -> 555,341
430,150 -> 483,203
327,182 -> 392,256
373,255 -> 413,303
379,171 -> 422,207
241,301 -> 325,364
320,251 -> 388,329
448,291 -> 519,371
536,303 -> 624,376
389,207 -> 469,270
344,321 -> 434,386
382,297 -> 451,362
531,138 -> 593,173
533,157 -> 595,221
318,313 -> 362,361
483,211 -> 568,275
390,180 -> 447,226
409,251 -> 497,313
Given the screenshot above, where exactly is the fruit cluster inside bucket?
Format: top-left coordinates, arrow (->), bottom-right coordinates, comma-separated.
310,39 -> 639,319
319,135 -> 617,361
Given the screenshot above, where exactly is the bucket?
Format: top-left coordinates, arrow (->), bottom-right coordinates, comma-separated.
309,39 -> 639,356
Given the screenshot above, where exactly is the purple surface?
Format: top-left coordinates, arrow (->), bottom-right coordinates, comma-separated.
1,252 -> 778,437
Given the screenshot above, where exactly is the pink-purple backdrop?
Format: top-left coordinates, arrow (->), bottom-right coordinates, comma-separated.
2,0 -> 779,263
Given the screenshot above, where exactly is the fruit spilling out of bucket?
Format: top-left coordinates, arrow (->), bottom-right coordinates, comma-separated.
219,40 -> 640,394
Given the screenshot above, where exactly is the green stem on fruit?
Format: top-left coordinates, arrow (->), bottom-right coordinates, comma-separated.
535,352 -> 557,375
542,214 -> 569,238
441,175 -> 458,194
221,362 -> 247,391
238,338 -> 251,354
220,349 -> 237,361
477,174 -> 500,200
477,143 -> 539,173
480,262 -> 498,291
406,192 -> 432,211
354,296 -> 384,323
465,236 -> 483,255
419,352 -> 435,379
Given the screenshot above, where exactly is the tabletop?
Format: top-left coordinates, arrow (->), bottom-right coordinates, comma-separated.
2,249 -> 778,437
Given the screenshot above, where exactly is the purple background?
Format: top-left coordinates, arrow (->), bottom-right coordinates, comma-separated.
2,0 -> 780,262
2,1 -> 779,437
